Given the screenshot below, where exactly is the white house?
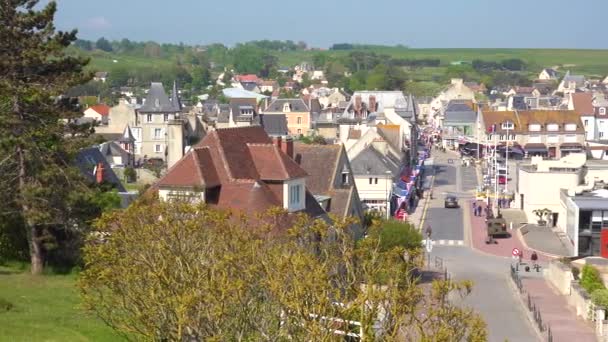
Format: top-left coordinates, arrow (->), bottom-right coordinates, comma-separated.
538,68 -> 558,81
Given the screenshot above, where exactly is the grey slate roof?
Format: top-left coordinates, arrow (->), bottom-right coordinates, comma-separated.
74,147 -> 126,192
265,98 -> 310,112
350,145 -> 400,176
139,82 -> 181,113
444,101 -> 477,124
259,114 -> 289,136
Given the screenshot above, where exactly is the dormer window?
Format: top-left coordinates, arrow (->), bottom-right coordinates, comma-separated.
600,107 -> 606,115
283,103 -> 291,112
547,123 -> 559,131
501,121 -> 514,130
289,184 -> 301,205
564,123 -> 577,131
341,171 -> 349,185
529,124 -> 541,131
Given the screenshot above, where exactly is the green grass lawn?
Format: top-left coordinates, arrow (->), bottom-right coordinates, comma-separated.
0,265 -> 122,342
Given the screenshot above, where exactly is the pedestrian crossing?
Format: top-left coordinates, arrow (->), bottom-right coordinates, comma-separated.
422,239 -> 465,246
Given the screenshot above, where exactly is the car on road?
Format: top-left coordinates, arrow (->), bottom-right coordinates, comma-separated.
444,196 -> 459,208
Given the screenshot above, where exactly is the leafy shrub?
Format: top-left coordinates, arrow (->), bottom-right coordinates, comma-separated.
580,264 -> 605,293
592,289 -> 608,309
375,220 -> 422,252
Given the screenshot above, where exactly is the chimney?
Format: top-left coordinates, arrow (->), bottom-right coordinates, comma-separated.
95,162 -> 104,184
355,95 -> 362,111
272,136 -> 282,150
282,136 -> 294,159
369,95 -> 377,112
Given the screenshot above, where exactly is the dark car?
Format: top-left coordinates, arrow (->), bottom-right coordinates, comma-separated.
444,196 -> 459,208
144,158 -> 165,168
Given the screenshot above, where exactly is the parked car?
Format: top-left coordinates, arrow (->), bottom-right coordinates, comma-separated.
144,158 -> 164,168
444,196 -> 459,208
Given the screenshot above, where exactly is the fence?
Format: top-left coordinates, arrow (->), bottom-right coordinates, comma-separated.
510,265 -> 553,342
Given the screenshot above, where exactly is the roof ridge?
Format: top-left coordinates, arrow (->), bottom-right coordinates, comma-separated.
272,144 -> 290,179
191,147 -> 206,186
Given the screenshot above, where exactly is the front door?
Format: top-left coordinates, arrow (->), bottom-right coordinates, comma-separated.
548,147 -> 557,159
552,213 -> 558,227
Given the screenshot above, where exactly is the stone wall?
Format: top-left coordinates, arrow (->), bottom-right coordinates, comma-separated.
545,261 -> 574,295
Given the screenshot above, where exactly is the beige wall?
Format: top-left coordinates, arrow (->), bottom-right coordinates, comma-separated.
285,111 -> 311,136
355,175 -> 392,211
316,126 -> 337,140
518,167 -> 581,225
95,102 -> 136,135
158,188 -> 204,202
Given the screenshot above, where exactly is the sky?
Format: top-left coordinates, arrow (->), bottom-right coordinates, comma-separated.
52,0 -> 607,49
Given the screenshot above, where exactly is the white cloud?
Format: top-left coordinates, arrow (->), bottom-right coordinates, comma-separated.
83,16 -> 111,30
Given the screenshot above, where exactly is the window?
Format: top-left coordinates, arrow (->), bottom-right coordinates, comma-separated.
501,121 -> 514,130
297,117 -> 302,124
564,123 -> 577,131
289,184 -> 301,205
369,177 -> 373,184
341,172 -> 349,185
601,108 -> 606,115
600,132 -> 604,138
146,114 -> 153,123
154,144 -> 163,153
564,134 -> 577,142
154,128 -> 162,139
547,135 -> 558,143
163,114 -> 169,122
529,134 -> 541,143
547,123 -> 559,131
529,124 -> 541,131
297,129 -> 302,134
584,119 -> 589,127
134,143 -> 141,155
374,178 -> 378,184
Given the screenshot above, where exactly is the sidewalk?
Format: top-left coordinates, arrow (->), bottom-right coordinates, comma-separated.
408,159 -> 436,230
521,277 -> 596,342
469,200 -> 553,262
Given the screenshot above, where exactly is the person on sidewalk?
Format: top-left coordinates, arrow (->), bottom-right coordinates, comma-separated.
425,225 -> 432,239
472,202 -> 477,217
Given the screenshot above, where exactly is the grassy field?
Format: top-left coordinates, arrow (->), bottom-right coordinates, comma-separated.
0,264 -> 122,342
275,48 -> 608,77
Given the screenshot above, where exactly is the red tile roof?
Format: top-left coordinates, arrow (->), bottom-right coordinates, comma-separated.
235,74 -> 260,83
89,104 -> 110,116
156,126 -> 316,217
571,93 -> 594,116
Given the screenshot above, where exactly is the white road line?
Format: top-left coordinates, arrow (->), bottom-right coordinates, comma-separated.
448,240 -> 455,245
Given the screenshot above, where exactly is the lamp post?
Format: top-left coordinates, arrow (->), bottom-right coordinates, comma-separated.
385,170 -> 392,220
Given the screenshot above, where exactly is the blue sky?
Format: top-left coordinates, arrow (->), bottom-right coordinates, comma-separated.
53,0 -> 607,48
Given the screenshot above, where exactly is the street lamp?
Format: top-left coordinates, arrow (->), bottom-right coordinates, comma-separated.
385,170 -> 392,219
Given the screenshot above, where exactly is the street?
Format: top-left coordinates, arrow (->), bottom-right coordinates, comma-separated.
424,150 -> 538,342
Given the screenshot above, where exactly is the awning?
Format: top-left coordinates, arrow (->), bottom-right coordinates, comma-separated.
560,143 -> 584,151
524,143 -> 548,153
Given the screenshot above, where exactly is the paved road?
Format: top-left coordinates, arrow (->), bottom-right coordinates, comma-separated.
426,151 -> 538,342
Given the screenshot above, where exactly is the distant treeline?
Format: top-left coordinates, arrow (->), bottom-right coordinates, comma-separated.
331,43 -> 409,50
472,58 -> 526,71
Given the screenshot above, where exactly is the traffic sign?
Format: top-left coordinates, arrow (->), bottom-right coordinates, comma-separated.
512,248 -> 520,257
426,239 -> 433,253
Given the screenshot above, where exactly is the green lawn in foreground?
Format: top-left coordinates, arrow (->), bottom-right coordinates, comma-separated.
0,265 -> 122,342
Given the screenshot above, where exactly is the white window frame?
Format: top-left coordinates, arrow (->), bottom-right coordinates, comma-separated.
289,184 -> 301,205
501,121 -> 514,130
297,116 -> 302,124
163,114 -> 169,122
600,132 -> 604,138
529,124 -> 541,132
584,119 -> 589,127
601,107 -> 606,115
547,123 -> 559,132
154,128 -> 162,139
146,114 -> 153,123
154,144 -> 163,153
564,123 -> 577,131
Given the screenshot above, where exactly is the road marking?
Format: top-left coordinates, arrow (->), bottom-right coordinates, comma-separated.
422,239 -> 465,246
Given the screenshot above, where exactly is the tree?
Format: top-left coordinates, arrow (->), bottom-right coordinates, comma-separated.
231,44 -> 264,74
80,201 -> 486,341
581,265 -> 605,294
95,37 -> 113,52
0,0 -> 101,274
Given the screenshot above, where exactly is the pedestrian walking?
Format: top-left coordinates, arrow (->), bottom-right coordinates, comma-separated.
472,202 -> 477,216
476,205 -> 482,217
425,225 -> 432,239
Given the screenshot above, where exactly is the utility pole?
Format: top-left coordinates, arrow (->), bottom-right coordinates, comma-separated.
505,126 -> 509,193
